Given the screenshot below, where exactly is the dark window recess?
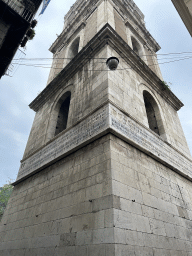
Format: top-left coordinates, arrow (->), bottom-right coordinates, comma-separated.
144,96 -> 160,135
55,95 -> 71,136
68,37 -> 80,60
131,37 -> 142,57
133,44 -> 139,55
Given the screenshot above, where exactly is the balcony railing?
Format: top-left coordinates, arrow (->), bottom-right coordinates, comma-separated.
2,0 -> 35,22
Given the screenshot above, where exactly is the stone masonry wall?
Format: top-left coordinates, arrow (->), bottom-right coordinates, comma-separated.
48,0 -> 161,84
114,9 -> 128,43
110,134 -> 192,255
107,46 -> 191,158
0,135 -> 114,256
23,47 -> 108,159
84,9 -> 97,46
24,43 -> 191,163
1,134 -> 192,255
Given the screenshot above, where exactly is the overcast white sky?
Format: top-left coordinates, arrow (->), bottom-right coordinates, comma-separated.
0,0 -> 192,186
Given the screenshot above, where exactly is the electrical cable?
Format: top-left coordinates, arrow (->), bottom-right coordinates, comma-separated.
8,54 -> 192,69
12,49 -> 25,76
7,55 -> 192,71
3,51 -> 192,77
8,55 -> 192,65
10,51 -> 192,62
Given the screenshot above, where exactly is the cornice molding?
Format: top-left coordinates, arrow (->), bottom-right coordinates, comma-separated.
29,24 -> 183,112
16,99 -> 192,185
49,0 -> 100,53
50,20 -> 87,54
22,99 -> 191,165
111,0 -> 160,52
50,0 -> 158,54
124,18 -> 160,52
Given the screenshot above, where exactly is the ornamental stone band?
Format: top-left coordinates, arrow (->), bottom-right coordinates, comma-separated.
14,103 -> 192,185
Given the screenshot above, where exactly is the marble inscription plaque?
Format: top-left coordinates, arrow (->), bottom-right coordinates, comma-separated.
15,103 -> 192,184
16,106 -> 109,182
109,105 -> 192,179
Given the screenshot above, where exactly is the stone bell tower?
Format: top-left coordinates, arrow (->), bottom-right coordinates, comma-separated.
1,0 -> 192,255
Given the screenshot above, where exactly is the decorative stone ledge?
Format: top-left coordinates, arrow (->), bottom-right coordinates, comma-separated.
14,102 -> 192,185
29,24 -> 183,113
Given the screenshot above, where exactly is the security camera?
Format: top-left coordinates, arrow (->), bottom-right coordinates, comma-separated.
106,57 -> 119,70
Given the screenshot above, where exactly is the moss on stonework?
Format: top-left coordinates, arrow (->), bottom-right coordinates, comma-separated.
161,81 -> 171,91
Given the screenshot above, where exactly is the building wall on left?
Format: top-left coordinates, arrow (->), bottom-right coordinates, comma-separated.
0,21 -> 10,48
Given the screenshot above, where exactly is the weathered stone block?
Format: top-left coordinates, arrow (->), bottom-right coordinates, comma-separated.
59,232 -> 77,246
87,244 -> 106,256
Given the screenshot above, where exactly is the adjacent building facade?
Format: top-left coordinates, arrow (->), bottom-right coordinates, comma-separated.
171,0 -> 192,37
0,0 -> 42,78
0,0 -> 192,255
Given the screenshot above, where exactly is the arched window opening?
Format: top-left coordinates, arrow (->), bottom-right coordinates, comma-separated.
68,37 -> 80,60
131,37 -> 142,57
55,92 -> 71,136
143,91 -> 161,136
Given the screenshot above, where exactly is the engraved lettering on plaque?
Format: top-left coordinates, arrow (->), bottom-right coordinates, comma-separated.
16,106 -> 108,181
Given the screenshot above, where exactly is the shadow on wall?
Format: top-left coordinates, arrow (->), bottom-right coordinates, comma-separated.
55,91 -> 71,136
131,36 -> 143,57
67,37 -> 80,62
143,90 -> 165,137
